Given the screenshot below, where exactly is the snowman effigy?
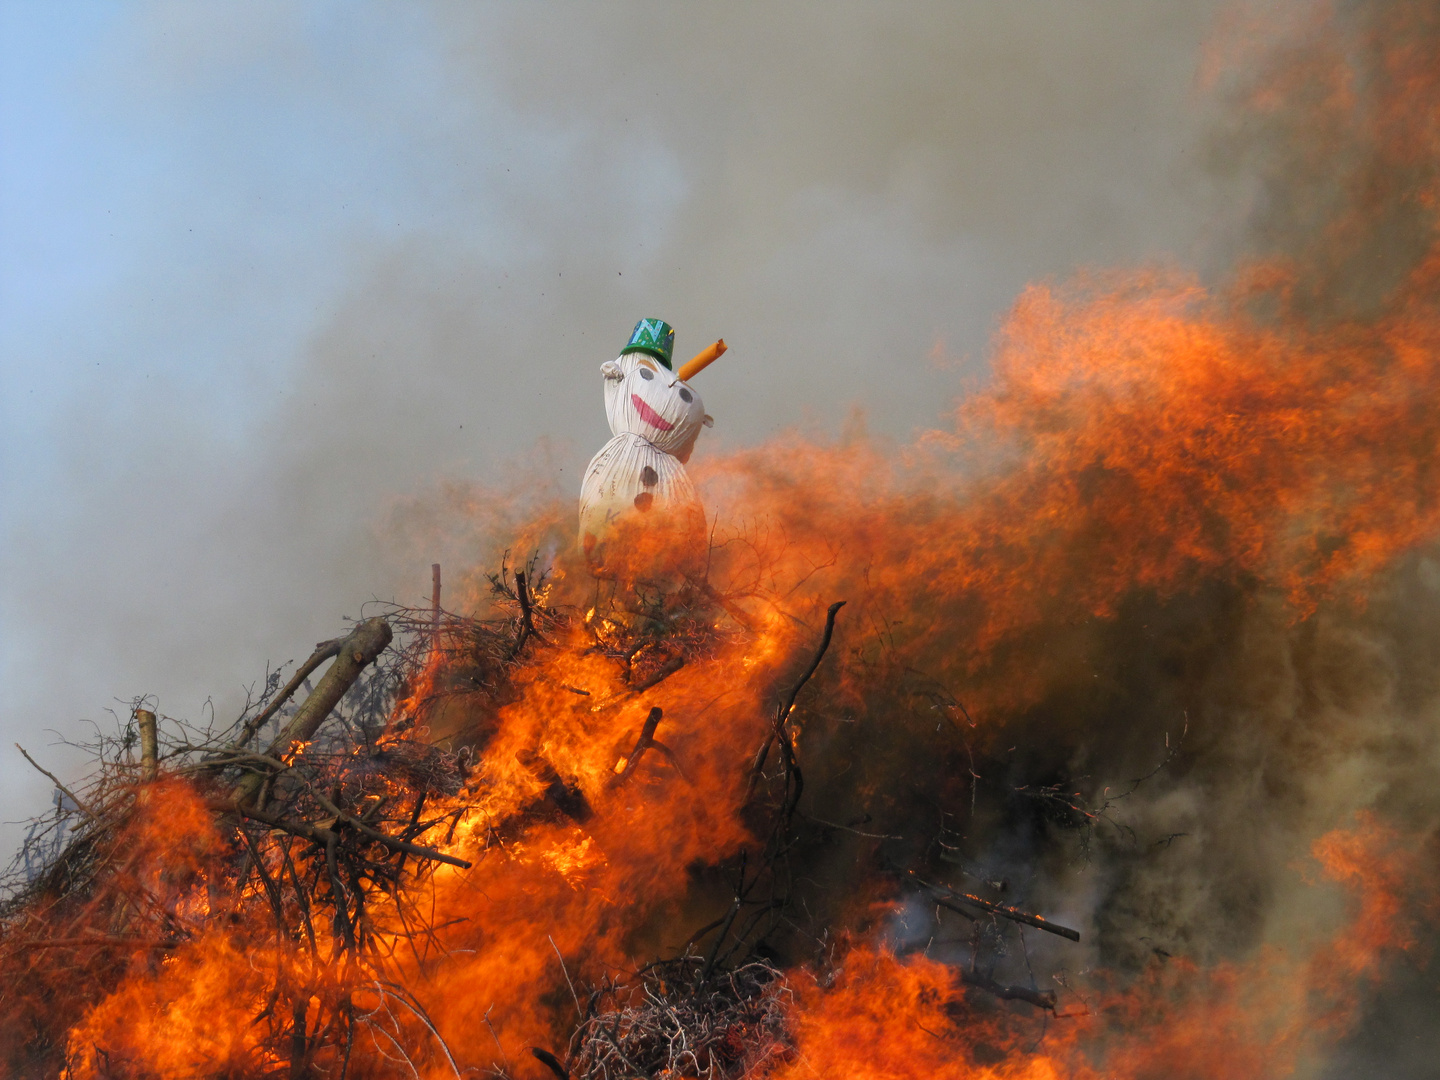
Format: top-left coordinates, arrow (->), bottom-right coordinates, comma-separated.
579,319 -> 726,582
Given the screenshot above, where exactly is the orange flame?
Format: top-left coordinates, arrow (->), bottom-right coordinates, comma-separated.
7,6 -> 1440,1077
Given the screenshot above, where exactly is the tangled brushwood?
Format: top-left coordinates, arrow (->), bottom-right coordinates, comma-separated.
559,959 -> 791,1080
0,538 -> 1104,1079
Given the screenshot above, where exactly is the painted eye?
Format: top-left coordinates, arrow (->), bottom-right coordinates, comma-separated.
678,387 -> 693,403
638,367 -> 654,381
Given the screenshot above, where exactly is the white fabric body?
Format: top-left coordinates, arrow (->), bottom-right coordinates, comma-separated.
578,432 -> 697,542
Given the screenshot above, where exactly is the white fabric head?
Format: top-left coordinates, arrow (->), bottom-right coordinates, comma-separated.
602,353 -> 708,460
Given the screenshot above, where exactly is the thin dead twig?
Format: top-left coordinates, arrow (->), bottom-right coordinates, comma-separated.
15,744 -> 100,823
746,601 -> 845,801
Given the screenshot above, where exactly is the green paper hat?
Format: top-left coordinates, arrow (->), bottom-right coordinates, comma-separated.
620,318 -> 676,369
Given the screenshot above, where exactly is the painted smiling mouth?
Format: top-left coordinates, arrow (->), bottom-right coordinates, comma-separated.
631,393 -> 675,432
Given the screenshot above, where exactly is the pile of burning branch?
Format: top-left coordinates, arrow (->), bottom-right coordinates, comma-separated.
0,556 -> 1090,1079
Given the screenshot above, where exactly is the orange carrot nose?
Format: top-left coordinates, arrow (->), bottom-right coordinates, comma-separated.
677,339 -> 726,382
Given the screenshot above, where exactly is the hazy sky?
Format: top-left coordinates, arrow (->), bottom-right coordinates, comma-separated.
0,2 -> 1240,842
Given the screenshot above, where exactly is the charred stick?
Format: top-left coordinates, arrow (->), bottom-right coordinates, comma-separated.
345,816 -> 471,870
517,749 -> 593,822
280,838 -> 319,956
224,799 -> 472,870
505,571 -> 549,662
717,899 -> 788,971
588,655 -> 686,712
308,791 -> 473,869
530,1047 -> 570,1080
290,995 -> 309,1080
339,995 -> 356,1080
443,807 -> 465,846
228,800 -> 341,847
779,728 -> 804,824
400,789 -> 428,841
325,832 -> 354,953
701,851 -> 747,982
933,894 -> 1080,943
237,826 -> 288,931
912,872 -> 1081,942
746,601 -> 845,800
517,570 -> 547,642
609,707 -> 665,787
960,970 -> 1057,1010
701,895 -> 743,983
681,914 -> 730,952
647,739 -> 689,783
776,601 -> 847,725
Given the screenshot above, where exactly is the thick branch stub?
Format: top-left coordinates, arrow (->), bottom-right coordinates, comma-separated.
265,617 -> 393,759
230,636 -> 346,752
135,709 -> 158,783
232,617 -> 393,807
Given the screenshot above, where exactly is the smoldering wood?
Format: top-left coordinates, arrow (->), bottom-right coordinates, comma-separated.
608,707 -> 668,787
530,1046 -> 570,1080
959,970 -> 1057,1011
517,749 -> 594,822
911,872 -> 1081,942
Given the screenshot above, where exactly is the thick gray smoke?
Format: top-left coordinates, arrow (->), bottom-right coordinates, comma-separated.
0,1 -> 1231,832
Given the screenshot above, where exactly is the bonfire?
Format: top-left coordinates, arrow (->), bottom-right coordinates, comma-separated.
0,544 -> 1060,1078
6,5 -> 1440,1076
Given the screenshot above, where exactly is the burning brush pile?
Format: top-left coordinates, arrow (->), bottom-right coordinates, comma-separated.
8,5 -> 1440,1077
1,522 -> 1432,1080
0,557 -> 1080,1079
